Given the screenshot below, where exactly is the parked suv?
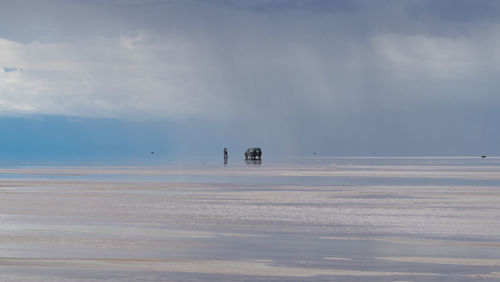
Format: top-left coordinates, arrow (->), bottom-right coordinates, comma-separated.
245,148 -> 262,160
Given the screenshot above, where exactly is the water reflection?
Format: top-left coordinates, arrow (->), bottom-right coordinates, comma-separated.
245,159 -> 262,166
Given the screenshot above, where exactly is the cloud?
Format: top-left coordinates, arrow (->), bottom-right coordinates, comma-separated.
1,3 -> 359,121
371,27 -> 500,79
0,33 -> 225,119
1,0 -> 500,156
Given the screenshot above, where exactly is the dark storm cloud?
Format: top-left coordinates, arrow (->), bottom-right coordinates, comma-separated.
1,0 -> 500,155
421,0 -> 500,22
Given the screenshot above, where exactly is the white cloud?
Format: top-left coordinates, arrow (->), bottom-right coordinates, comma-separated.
371,27 -> 500,79
0,33 -> 229,119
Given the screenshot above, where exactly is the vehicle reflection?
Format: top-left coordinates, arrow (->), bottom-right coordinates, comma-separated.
245,159 -> 262,166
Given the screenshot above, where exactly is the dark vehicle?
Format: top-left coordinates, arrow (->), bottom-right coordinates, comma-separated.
245,148 -> 262,160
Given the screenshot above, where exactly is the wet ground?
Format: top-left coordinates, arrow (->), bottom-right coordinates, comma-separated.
0,157 -> 500,281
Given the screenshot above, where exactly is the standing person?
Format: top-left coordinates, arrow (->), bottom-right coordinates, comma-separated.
224,148 -> 228,159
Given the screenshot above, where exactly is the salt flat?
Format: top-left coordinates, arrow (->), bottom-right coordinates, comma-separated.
0,157 -> 500,281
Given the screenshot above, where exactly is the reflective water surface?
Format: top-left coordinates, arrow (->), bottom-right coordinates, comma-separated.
0,157 -> 500,281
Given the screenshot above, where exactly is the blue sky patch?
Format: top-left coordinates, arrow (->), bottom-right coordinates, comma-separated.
3,67 -> 21,73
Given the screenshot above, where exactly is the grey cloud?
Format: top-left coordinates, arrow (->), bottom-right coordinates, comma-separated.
1,0 -> 500,155
417,0 -> 500,22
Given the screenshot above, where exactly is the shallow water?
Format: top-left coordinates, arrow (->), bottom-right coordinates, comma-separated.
0,157 -> 499,281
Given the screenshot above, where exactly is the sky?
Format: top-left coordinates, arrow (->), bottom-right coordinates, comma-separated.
1,0 -> 500,161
